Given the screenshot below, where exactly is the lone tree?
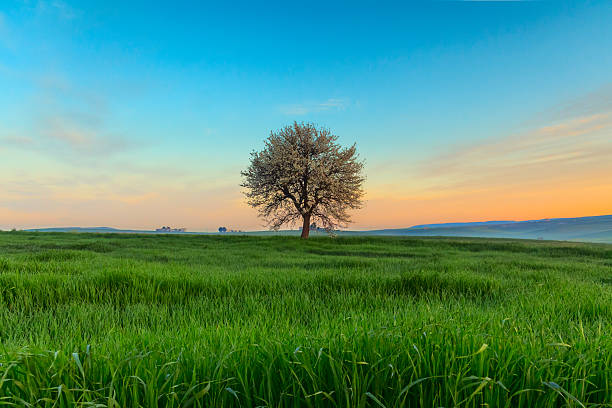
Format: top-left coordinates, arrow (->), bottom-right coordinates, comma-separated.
241,122 -> 365,239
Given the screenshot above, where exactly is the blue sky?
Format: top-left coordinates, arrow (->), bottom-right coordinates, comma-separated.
1,0 -> 611,230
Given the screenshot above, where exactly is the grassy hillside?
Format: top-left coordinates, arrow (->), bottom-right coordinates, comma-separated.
0,232 -> 610,407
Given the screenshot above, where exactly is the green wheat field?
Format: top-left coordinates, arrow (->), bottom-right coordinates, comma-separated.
0,231 -> 610,407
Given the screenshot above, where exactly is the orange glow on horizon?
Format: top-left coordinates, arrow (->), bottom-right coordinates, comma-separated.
1,107 -> 611,232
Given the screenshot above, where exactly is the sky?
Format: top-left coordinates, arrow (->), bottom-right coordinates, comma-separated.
1,0 -> 611,231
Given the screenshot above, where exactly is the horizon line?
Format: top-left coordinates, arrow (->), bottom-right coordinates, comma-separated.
10,212 -> 612,234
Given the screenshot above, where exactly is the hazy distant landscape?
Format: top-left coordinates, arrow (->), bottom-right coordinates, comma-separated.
26,214 -> 612,243
365,214 -> 612,243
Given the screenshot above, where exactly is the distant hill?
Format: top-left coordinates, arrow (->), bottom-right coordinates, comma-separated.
25,227 -> 202,234
409,220 -> 517,229
27,227 -> 144,233
22,214 -> 612,243
361,215 -> 612,243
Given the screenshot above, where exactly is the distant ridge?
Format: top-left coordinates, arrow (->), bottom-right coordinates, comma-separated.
410,220 -> 517,229
25,227 -> 202,234
364,214 -> 612,244
20,214 -> 612,243
27,227 -> 139,233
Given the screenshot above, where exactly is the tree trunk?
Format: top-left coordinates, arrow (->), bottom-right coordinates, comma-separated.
300,214 -> 311,239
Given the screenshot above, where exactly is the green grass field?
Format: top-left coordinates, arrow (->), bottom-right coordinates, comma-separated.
0,232 -> 610,407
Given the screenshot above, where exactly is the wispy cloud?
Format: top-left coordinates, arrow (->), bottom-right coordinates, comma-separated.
2,135 -> 35,148
397,85 -> 612,201
39,114 -> 128,155
1,75 -> 131,158
544,84 -> 612,122
279,98 -> 349,115
422,113 -> 611,186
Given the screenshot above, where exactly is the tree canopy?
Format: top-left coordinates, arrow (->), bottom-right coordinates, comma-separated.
241,122 -> 365,238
